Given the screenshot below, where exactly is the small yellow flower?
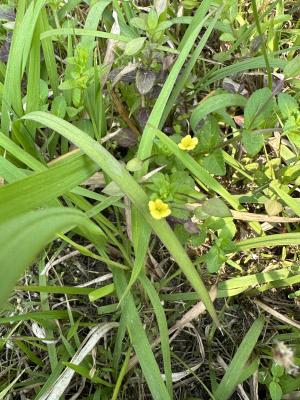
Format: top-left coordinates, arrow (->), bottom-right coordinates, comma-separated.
178,135 -> 198,151
148,199 -> 171,220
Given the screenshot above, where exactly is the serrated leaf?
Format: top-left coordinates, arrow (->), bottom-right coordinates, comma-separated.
265,199 -> 283,216
269,381 -> 283,400
244,88 -> 274,129
202,198 -> 231,218
202,149 -> 226,176
124,37 -> 146,56
283,55 -> 300,79
136,69 -> 156,95
242,130 -> 264,156
278,93 -> 298,120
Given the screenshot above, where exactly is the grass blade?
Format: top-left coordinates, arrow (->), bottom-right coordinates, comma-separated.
23,111 -> 218,325
213,317 -> 264,400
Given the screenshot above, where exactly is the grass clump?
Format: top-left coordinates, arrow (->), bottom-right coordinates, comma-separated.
0,0 -> 300,399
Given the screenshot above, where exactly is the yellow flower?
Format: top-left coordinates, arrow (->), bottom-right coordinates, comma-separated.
148,199 -> 171,220
178,135 -> 198,151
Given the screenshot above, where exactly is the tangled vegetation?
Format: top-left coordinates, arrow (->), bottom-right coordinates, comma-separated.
0,0 -> 300,399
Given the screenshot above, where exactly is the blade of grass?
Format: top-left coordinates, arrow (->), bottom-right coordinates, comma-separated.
23,111 -> 218,325
236,232 -> 300,250
139,273 -> 173,397
0,153 -> 99,223
0,207 -> 104,305
161,6 -> 223,126
113,269 -> 171,400
213,317 -> 264,400
190,93 -> 247,132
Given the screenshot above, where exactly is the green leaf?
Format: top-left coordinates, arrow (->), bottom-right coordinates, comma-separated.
58,79 -> 77,91
204,246 -> 226,273
23,111 -> 218,326
124,37 -> 146,56
220,32 -> 235,41
278,93 -> 298,120
269,381 -> 283,400
126,158 -> 143,172
154,0 -> 168,16
88,284 -> 115,302
264,199 -> 283,216
191,93 -> 247,132
130,16 -> 147,31
102,181 -> 124,196
202,149 -> 226,176
197,116 -> 221,153
214,318 -> 265,400
242,130 -> 264,156
113,270 -> 171,400
271,364 -> 285,378
147,9 -> 158,31
283,55 -> 300,78
0,208 -> 101,305
202,198 -> 231,218
244,87 -> 274,129
0,153 -> 99,223
51,95 -> 67,118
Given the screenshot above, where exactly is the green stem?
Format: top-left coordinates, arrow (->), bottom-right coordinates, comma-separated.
251,0 -> 273,89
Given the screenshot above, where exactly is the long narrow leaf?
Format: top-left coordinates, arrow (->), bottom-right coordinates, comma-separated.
23,111 -> 218,325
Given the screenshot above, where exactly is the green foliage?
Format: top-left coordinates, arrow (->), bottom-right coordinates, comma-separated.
0,0 -> 300,398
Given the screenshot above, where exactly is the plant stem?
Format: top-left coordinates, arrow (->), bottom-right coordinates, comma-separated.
251,0 -> 273,89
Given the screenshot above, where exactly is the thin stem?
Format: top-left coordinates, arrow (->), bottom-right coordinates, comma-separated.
251,0 -> 273,89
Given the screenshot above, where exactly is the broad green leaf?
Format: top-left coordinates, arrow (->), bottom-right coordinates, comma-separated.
202,198 -> 231,218
269,381 -> 283,400
278,93 -> 298,120
283,55 -> 300,78
244,87 -> 274,129
147,9 -> 158,31
197,116 -> 221,152
124,37 -> 146,56
130,16 -> 147,31
154,0 -> 168,16
214,317 -> 264,400
270,180 -> 300,217
242,130 -> 264,156
202,149 -> 226,176
271,364 -> 284,378
204,246 -> 226,273
0,208 -> 103,305
51,96 -> 67,118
